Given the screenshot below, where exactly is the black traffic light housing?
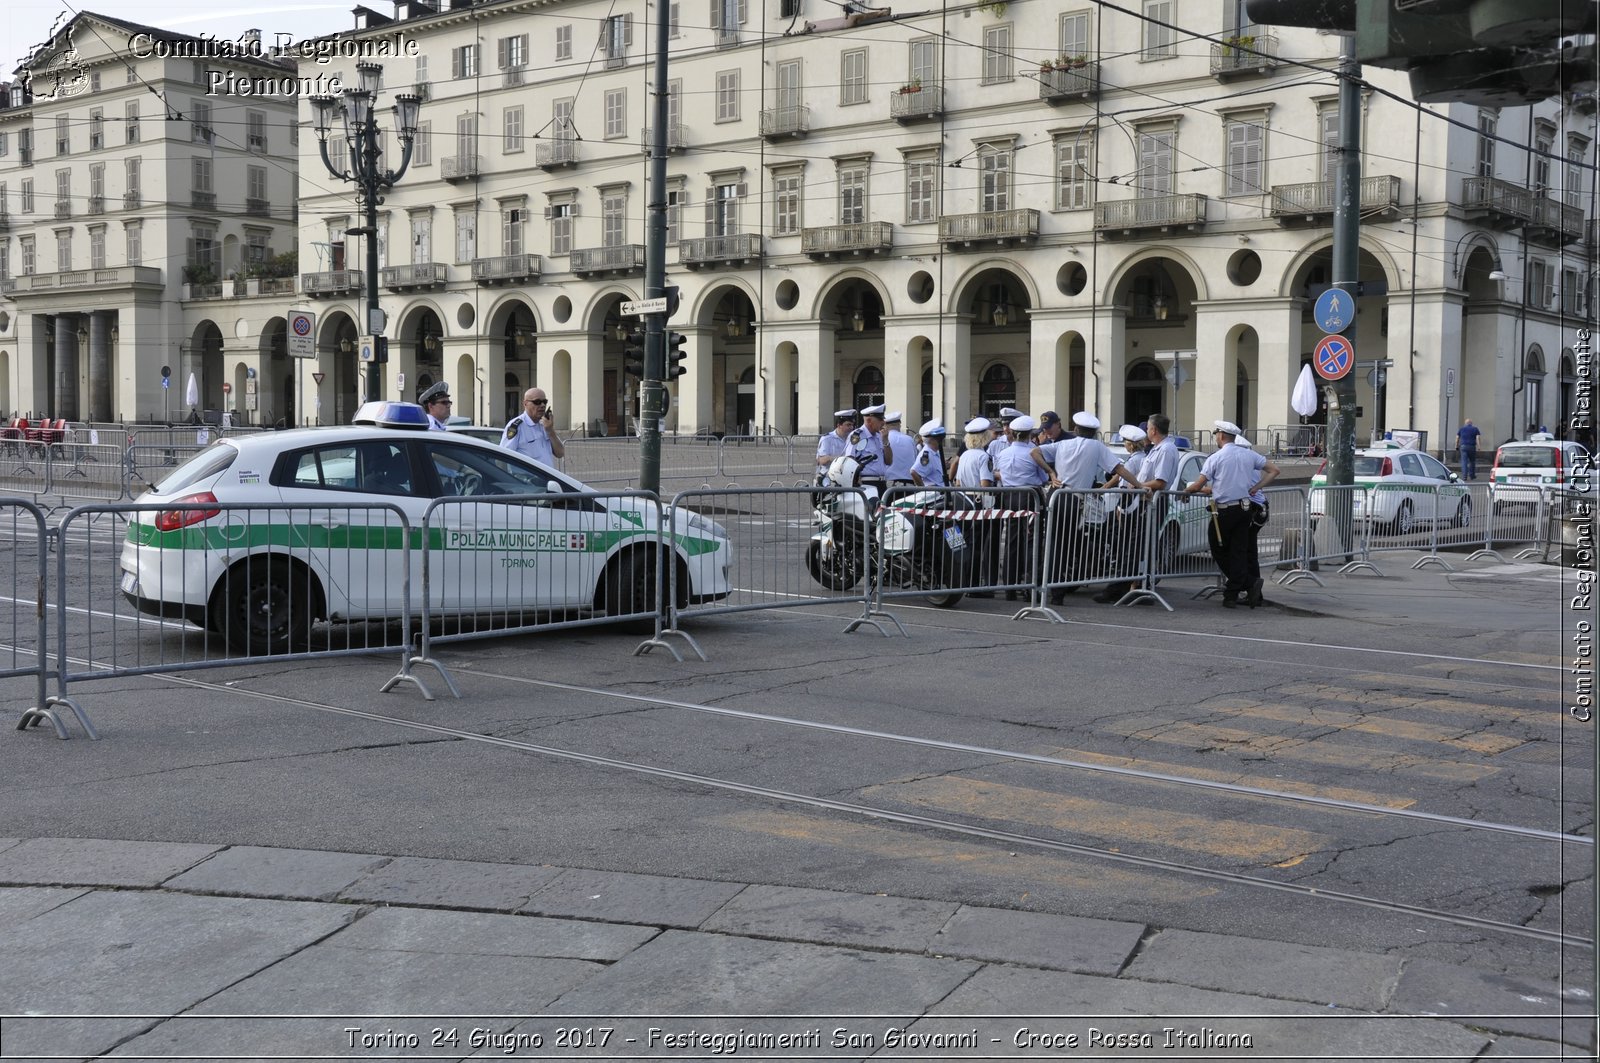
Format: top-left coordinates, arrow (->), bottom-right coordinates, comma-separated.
665,331 -> 688,379
623,327 -> 646,377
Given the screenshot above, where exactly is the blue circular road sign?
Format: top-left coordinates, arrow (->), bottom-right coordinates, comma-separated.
1313,288 -> 1356,335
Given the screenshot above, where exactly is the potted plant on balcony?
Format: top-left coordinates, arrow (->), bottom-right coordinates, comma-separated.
899,77 -> 922,94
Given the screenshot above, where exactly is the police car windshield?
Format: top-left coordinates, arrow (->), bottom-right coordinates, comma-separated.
152,444 -> 236,494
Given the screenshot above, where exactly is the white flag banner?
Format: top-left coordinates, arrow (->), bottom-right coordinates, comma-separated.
1291,363 -> 1319,417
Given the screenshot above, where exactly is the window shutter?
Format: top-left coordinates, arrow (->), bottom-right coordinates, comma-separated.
498,38 -> 509,69
735,182 -> 747,198
705,190 -> 716,231
738,0 -> 748,23
543,205 -> 553,219
710,0 -> 721,31
599,20 -> 608,45
569,203 -> 580,218
451,49 -> 461,79
625,15 -> 634,46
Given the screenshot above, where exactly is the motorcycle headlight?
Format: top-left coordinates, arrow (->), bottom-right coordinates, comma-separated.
683,510 -> 729,541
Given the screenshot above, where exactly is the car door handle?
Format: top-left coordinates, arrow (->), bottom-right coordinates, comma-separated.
317,517 -> 346,529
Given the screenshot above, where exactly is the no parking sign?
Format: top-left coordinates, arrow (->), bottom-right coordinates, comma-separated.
288,311 -> 316,359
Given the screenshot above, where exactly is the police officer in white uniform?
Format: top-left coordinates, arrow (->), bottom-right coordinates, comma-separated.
500,387 -> 566,465
1035,411 -> 1142,602
993,415 -> 1057,598
419,381 -> 452,431
953,417 -> 996,489
1182,420 -> 1280,608
883,411 -> 917,485
986,406 -> 1022,469
1096,424 -> 1150,604
911,420 -> 947,487
847,404 -> 893,490
817,409 -> 857,470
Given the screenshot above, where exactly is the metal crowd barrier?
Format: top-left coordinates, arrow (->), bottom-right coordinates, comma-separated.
45,443 -> 127,503
126,444 -> 213,495
1268,424 -> 1327,458
411,488 -> 674,681
714,435 -> 798,479
1030,487 -> 1137,614
44,500 -> 429,731
873,485 -> 1041,618
0,448 -> 48,497
3,501 -> 86,739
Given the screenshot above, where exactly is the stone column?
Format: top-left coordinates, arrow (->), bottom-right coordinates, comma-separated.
54,315 -> 80,421
675,325 -> 714,433
86,311 -> 114,422
793,320 -> 836,438
1089,306 -> 1127,426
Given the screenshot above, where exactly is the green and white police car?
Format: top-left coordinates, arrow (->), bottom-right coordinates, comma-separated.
120,402 -> 732,654
1309,446 -> 1471,534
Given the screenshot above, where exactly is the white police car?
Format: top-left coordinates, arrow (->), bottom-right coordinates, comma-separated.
1309,446 -> 1471,534
120,402 -> 732,654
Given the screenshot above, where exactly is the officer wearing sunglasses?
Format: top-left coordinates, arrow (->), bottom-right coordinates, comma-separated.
500,388 -> 566,466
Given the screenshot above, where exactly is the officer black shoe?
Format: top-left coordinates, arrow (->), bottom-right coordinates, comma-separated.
1092,588 -> 1121,604
1221,597 -> 1239,609
1005,590 -> 1021,602
969,591 -> 995,599
1246,577 -> 1265,608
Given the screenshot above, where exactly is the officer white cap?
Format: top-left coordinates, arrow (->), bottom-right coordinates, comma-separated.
999,407 -> 1023,420
1118,423 -> 1147,442
1214,419 -> 1243,437
860,404 -> 887,418
919,419 -> 946,437
1072,411 -> 1100,430
833,408 -> 858,422
1009,414 -> 1037,433
965,416 -> 992,433
885,410 -> 903,424
418,381 -> 451,406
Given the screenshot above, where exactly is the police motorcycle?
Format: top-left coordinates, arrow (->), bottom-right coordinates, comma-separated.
804,455 -> 977,607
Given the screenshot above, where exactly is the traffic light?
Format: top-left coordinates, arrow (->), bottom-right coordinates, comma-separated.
623,327 -> 646,377
665,331 -> 688,380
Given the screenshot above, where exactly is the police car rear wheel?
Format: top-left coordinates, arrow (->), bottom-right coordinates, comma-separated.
220,557 -> 313,657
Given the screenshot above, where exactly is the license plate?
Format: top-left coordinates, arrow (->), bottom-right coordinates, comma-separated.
1510,475 -> 1538,483
120,571 -> 138,595
943,526 -> 966,550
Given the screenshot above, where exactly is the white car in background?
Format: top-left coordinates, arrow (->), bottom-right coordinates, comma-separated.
119,403 -> 732,655
1490,436 -> 1591,511
1309,447 -> 1471,534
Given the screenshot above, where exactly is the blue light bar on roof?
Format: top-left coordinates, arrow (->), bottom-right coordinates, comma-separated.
352,401 -> 431,429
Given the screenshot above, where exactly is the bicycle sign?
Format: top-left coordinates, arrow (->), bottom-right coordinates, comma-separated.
1313,334 -> 1355,380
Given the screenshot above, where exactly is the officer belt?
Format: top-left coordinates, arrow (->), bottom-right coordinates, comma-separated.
1212,500 -> 1250,509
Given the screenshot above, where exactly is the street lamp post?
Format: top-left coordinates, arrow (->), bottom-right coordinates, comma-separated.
310,65 -> 421,404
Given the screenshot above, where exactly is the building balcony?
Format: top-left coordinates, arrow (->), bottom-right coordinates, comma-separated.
441,154 -> 481,181
6,265 -> 163,295
801,221 -> 894,259
535,137 -> 580,171
186,282 -> 226,300
302,269 -> 363,295
381,262 -> 447,290
760,105 -> 809,139
1526,195 -> 1584,246
1462,176 -> 1534,228
473,253 -> 543,285
191,190 -> 216,212
1210,34 -> 1279,78
570,244 -> 645,277
1094,193 -> 1209,236
123,191 -> 140,210
54,199 -> 72,220
245,197 -> 271,218
1270,175 -> 1402,225
1037,63 -> 1100,103
679,233 -> 763,269
639,124 -> 686,154
889,83 -> 943,123
0,278 -> 16,293
938,208 -> 1039,249
715,30 -> 740,49
87,195 -> 104,216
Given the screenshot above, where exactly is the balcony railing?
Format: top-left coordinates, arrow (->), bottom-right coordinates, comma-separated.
802,221 -> 894,259
1270,175 -> 1401,223
6,266 -> 163,294
679,233 -> 763,268
123,191 -> 141,210
570,244 -> 645,275
1527,195 -> 1584,245
187,283 -> 225,299
1462,176 -> 1534,225
639,124 -> 686,154
86,195 -> 104,215
535,137 -> 580,170
191,190 -> 216,211
18,148 -> 32,166
54,200 -> 72,219
759,105 -> 810,138
1094,193 -> 1209,235
441,154 -> 482,181
938,208 -> 1040,248
302,270 -> 363,295
1210,34 -> 1279,77
258,277 -> 296,295
715,30 -> 740,49
1037,63 -> 1100,102
472,253 -> 543,284
889,83 -> 943,122
245,197 -> 271,217
380,262 -> 447,290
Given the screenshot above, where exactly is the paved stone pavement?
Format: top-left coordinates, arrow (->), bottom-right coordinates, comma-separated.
0,837 -> 1591,1061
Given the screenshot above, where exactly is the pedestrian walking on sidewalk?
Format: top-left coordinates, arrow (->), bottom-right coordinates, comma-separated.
1456,418 -> 1482,479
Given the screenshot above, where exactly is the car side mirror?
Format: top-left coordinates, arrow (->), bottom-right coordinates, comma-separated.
545,480 -> 563,494
1447,472 -> 1460,483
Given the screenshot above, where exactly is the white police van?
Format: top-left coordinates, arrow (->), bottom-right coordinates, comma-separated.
119,402 -> 732,654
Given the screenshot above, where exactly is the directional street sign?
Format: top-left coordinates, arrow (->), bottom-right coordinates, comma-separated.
1313,288 -> 1356,335
1313,334 -> 1355,380
621,297 -> 669,316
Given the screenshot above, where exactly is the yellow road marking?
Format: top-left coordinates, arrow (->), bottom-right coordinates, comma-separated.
859,777 -> 1327,865
1284,680 -> 1562,727
1202,698 -> 1525,755
1130,722 -> 1500,782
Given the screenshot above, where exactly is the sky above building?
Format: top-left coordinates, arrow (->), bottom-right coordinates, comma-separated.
5,1 -> 355,79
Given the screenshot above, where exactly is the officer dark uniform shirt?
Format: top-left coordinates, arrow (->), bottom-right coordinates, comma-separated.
501,409 -> 558,465
847,404 -> 890,481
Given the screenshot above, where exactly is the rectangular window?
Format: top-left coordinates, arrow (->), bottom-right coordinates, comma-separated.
125,157 -> 141,204
192,157 -> 212,193
457,114 -> 479,159
1568,138 -> 1588,208
549,202 -> 574,255
666,184 -> 685,244
553,98 -> 575,141
504,106 -> 523,153
716,70 -> 739,122
56,116 -> 70,155
125,101 -> 139,143
18,128 -> 31,164
0,243 -> 7,281
452,44 -> 479,79
1533,130 -> 1553,195
247,231 -> 269,263
1055,133 -> 1092,209
556,25 -> 572,60
89,110 -> 103,150
1477,111 -> 1496,178
247,165 -> 267,203
0,133 -> 6,157
20,236 -> 35,275
980,148 -> 1010,212
502,207 -> 522,256
126,223 -> 141,266
498,33 -> 529,81
982,25 -> 1013,84
56,230 -> 71,272
840,49 -> 867,105
670,2 -> 681,37
1527,258 -> 1550,307
414,122 -> 431,166
412,214 -> 432,262
604,89 -> 626,139
708,181 -> 742,237
604,14 -> 632,64
454,211 -> 476,262
190,225 -> 218,274
1563,268 -> 1582,314
1060,11 -> 1090,57
602,190 -> 627,247
906,156 -> 935,222
247,110 -> 267,152
773,170 -> 801,234
1143,0 -> 1174,59
191,101 -> 213,144
88,163 -> 104,212
838,162 -> 867,225
1224,118 -> 1264,197
1320,106 -> 1340,185
55,168 -> 70,205
909,38 -> 936,85
1137,130 -> 1174,196
90,227 -> 106,269
21,179 -> 33,213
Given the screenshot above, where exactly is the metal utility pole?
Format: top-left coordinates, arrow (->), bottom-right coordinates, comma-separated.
1326,33 -> 1362,554
638,9 -> 673,496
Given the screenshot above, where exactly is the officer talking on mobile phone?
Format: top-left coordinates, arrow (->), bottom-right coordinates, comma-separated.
500,387 -> 566,466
